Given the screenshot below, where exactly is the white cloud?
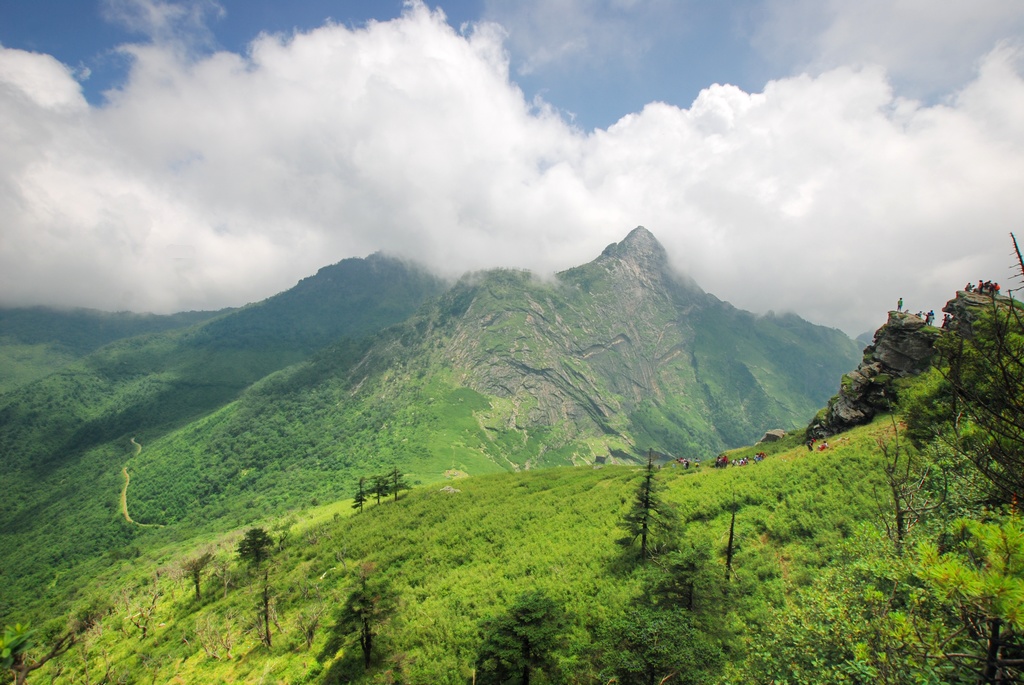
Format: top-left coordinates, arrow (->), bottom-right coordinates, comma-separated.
0,47 -> 87,110
1,2 -> 1022,336
101,0 -> 225,46
754,0 -> 1024,97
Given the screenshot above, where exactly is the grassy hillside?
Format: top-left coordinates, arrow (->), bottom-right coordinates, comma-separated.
11,418 -> 891,684
116,261 -> 859,528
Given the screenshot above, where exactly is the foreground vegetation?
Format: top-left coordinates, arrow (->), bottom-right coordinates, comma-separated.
2,423 -> 891,684
5,259 -> 1024,682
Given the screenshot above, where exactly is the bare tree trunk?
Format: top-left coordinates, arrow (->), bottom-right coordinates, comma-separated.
725,504 -> 736,582
262,570 -> 272,649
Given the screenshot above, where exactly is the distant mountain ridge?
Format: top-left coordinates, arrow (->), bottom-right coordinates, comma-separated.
0,228 -> 861,620
0,307 -> 225,393
0,252 -> 447,471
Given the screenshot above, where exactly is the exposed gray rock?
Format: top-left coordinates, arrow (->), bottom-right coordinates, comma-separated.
872,313 -> 940,375
808,310 -> 942,438
441,226 -> 860,457
758,429 -> 787,443
943,290 -> 999,337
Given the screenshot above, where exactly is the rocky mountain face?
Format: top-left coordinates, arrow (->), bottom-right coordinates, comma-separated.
440,228 -> 704,456
348,227 -> 861,463
808,309 -> 942,437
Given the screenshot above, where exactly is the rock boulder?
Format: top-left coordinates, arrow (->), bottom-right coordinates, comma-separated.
808,310 -> 942,438
758,429 -> 787,443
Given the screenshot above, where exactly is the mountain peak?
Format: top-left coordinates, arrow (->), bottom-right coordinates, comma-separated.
600,226 -> 668,269
590,225 -> 705,297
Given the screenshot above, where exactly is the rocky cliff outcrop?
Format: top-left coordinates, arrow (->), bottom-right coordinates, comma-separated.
942,290 -> 996,337
808,310 -> 942,438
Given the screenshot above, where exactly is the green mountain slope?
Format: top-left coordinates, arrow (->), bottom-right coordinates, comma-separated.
117,228 -> 858,526
0,254 -> 446,619
10,421 -> 891,684
0,307 -> 223,394
0,229 -> 858,625
0,253 -> 446,471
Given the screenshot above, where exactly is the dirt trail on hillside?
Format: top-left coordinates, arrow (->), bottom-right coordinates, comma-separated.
121,438 -> 162,527
120,467 -> 134,523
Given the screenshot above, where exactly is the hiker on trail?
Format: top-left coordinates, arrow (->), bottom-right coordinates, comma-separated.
807,439 -> 814,451
897,297 -> 903,312
942,313 -> 951,328
926,310 -> 935,325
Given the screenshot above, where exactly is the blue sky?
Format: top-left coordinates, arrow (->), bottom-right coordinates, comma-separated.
2,0 -> 765,131
2,0 -> 1023,335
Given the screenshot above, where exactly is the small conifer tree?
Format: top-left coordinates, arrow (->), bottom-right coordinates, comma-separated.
388,467 -> 409,501
237,527 -> 273,572
182,551 -> 214,601
352,477 -> 367,513
619,450 -> 674,563
371,474 -> 390,504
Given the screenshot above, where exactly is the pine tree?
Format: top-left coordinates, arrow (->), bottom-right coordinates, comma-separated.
237,527 -> 274,572
371,474 -> 390,505
619,450 -> 674,563
340,562 -> 397,670
388,467 -> 409,502
352,477 -> 367,514
181,551 -> 214,601
475,590 -> 566,685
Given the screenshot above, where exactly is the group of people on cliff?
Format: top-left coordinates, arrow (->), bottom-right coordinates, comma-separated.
897,298 -> 937,324
898,299 -> 954,328
899,280 -> 1004,332
897,279 -> 1003,332
965,280 -> 1001,296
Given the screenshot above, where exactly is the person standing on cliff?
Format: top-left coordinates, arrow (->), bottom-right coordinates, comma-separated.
897,297 -> 903,312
